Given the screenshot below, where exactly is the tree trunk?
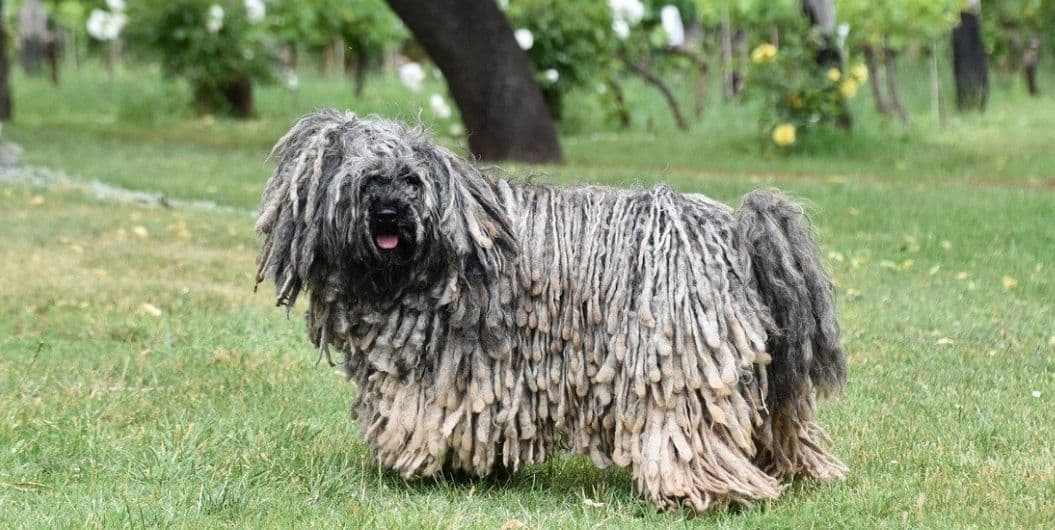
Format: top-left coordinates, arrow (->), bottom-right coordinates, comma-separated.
952,3 -> 989,111
18,0 -> 48,76
801,0 -> 840,66
882,48 -> 907,122
352,48 -> 369,97
662,45 -> 709,119
719,9 -> 744,101
802,0 -> 849,128
194,76 -> 254,118
44,19 -> 59,85
332,38 -> 345,78
863,46 -> 892,116
622,53 -> 689,132
1022,35 -> 1040,96
222,76 -> 254,118
385,0 -> 562,163
0,0 -> 13,121
607,79 -> 631,129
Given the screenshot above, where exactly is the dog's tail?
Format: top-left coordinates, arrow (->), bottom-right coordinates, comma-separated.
735,190 -> 846,404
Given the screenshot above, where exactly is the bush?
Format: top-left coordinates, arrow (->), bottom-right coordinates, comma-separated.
128,0 -> 277,117
504,0 -> 618,119
747,27 -> 866,149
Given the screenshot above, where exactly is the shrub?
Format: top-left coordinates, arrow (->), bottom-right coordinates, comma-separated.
747,26 -> 865,149
128,0 -> 277,118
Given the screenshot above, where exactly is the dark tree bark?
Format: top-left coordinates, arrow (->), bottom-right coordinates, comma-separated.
385,0 -> 562,163
0,0 -> 13,121
952,3 -> 989,111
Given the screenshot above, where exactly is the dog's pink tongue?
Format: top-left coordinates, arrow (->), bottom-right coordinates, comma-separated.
376,234 -> 399,250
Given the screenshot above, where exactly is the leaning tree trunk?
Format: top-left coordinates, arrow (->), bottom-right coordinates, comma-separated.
952,1 -> 989,111
385,0 -> 562,163
0,0 -> 13,121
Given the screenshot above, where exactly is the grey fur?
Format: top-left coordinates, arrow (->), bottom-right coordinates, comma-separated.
255,110 -> 847,513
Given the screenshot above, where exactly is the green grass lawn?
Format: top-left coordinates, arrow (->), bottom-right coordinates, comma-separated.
1,65 -> 1054,527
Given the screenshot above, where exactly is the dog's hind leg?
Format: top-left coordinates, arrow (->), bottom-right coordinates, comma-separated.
629,400 -> 783,513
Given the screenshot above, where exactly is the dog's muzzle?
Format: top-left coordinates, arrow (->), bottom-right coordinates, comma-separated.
372,206 -> 401,251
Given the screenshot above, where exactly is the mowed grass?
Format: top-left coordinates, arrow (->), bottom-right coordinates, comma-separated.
2,64 -> 1054,527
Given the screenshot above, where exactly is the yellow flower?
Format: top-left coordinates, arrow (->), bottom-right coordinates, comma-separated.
851,63 -> 869,82
751,43 -> 777,64
826,67 -> 842,82
839,78 -> 860,99
772,123 -> 796,147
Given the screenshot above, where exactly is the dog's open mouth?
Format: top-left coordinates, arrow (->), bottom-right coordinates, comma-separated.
375,232 -> 400,250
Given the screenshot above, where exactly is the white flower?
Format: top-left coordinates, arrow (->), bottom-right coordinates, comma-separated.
206,4 -> 225,34
1033,390 -> 1042,399
543,69 -> 559,83
429,94 -> 452,119
106,0 -> 126,12
244,0 -> 266,24
612,19 -> 630,40
660,5 -> 685,47
837,22 -> 851,49
86,9 -> 125,41
514,28 -> 534,51
283,71 -> 299,91
609,0 -> 645,26
398,62 -> 425,93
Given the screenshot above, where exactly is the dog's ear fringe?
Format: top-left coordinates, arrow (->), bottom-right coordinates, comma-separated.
419,144 -> 517,285
255,109 -> 357,307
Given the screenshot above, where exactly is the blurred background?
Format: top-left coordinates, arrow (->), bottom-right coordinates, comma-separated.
0,0 -> 1051,200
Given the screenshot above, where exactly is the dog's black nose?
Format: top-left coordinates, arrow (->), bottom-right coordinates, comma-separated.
374,207 -> 398,222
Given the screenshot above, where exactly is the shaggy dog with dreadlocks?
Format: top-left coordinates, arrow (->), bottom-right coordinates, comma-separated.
255,110 -> 848,514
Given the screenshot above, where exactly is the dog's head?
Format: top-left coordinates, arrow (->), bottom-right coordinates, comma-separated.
255,110 -> 515,307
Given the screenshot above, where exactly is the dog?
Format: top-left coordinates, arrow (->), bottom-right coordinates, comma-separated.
255,110 -> 847,513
